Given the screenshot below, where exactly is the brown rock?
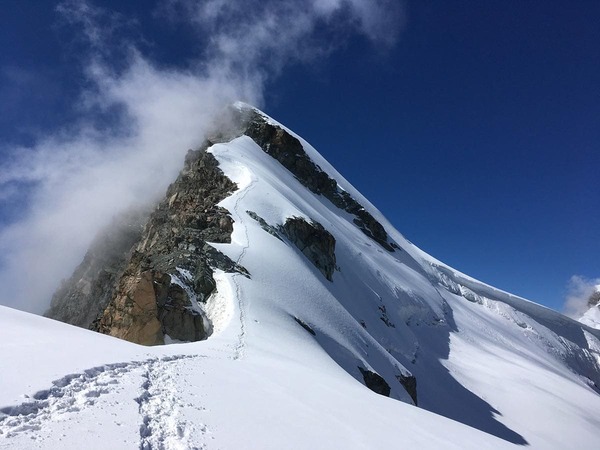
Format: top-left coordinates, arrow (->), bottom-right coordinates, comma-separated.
91,148 -> 246,345
98,270 -> 163,346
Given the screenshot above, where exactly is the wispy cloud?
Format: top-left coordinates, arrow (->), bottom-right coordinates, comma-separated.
563,275 -> 600,318
0,0 -> 405,313
161,0 -> 404,74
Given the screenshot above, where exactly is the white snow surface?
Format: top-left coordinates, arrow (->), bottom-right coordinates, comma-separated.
2,106 -> 600,449
581,305 -> 600,330
579,286 -> 600,330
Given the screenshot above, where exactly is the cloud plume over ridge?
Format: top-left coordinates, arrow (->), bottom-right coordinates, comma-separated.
563,275 -> 600,319
0,0 -> 404,313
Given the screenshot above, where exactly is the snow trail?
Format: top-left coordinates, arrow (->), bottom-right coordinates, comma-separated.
232,273 -> 247,361
0,354 -> 207,450
0,359 -> 146,439
136,355 -> 208,450
228,171 -> 256,361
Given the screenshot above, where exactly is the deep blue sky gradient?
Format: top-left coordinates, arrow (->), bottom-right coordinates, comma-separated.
269,1 -> 600,310
0,1 -> 598,310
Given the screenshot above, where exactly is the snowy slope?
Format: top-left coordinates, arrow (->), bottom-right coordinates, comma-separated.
579,287 -> 600,330
581,306 -> 600,330
2,105 -> 600,449
0,305 -> 513,449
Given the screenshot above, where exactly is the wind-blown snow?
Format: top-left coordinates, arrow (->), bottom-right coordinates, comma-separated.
1,107 -> 600,449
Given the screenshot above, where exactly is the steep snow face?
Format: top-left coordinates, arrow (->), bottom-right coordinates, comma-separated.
581,308 -> 600,329
2,105 -> 600,449
204,106 -> 600,447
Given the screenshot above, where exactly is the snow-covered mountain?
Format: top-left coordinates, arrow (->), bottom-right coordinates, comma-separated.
579,287 -> 600,330
2,104 -> 600,449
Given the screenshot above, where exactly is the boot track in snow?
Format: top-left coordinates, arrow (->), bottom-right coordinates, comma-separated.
0,355 -> 208,450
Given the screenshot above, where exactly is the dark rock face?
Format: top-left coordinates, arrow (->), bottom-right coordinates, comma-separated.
47,144 -> 245,346
294,316 -> 316,336
153,272 -> 208,342
246,210 -> 283,241
93,147 -> 246,345
358,367 -> 391,397
397,374 -> 418,405
243,111 -> 397,252
378,303 -> 396,328
281,217 -> 336,281
247,210 -> 335,281
45,208 -> 149,329
588,290 -> 600,308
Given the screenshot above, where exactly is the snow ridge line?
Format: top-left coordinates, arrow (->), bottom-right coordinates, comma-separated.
136,355 -> 207,450
0,355 -> 203,441
230,174 -> 256,361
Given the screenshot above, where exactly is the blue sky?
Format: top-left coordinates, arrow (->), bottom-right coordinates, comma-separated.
0,1 -> 598,312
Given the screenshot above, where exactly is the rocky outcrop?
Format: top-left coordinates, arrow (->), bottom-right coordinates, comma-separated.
246,211 -> 335,281
94,267 -> 209,345
246,210 -> 283,241
93,269 -> 163,345
588,290 -> 600,308
242,110 -> 398,252
93,146 -> 246,345
378,303 -> 396,328
281,217 -> 336,281
358,367 -> 417,403
397,374 -> 418,405
294,316 -> 316,336
45,208 -> 149,329
47,141 -> 246,345
358,367 -> 391,397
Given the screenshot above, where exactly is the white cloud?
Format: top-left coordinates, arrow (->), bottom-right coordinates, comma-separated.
563,275 -> 600,318
0,56 -> 249,313
0,0 -> 405,313
163,0 -> 405,74
312,0 -> 406,46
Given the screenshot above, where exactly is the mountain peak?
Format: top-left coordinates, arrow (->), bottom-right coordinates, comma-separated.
39,106 -> 600,447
